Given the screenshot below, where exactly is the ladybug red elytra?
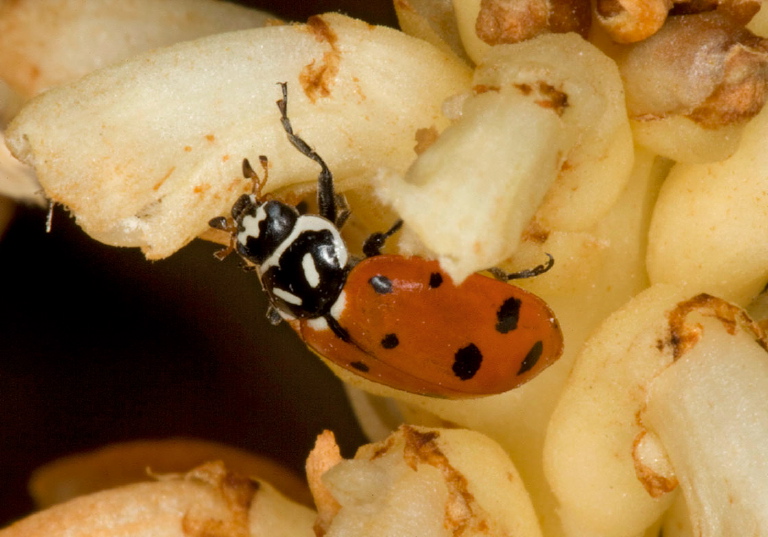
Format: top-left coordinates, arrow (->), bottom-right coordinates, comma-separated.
210,83 -> 563,398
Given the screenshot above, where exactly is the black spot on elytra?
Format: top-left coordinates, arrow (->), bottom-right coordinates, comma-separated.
381,333 -> 399,349
429,272 -> 443,288
350,361 -> 370,372
495,297 -> 522,334
517,341 -> 543,375
369,275 -> 393,294
453,343 -> 482,380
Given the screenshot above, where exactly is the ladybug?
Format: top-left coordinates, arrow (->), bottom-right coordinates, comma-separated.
210,82 -> 563,398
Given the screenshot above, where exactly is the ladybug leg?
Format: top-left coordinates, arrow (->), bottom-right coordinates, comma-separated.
276,82 -> 340,225
266,305 -> 283,326
324,313 -> 352,342
334,193 -> 351,229
488,253 -> 555,281
363,219 -> 403,258
208,215 -> 237,261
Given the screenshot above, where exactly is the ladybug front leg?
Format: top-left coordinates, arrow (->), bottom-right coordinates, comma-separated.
208,215 -> 237,261
487,253 -> 555,281
363,219 -> 403,258
276,82 -> 342,226
334,192 -> 351,229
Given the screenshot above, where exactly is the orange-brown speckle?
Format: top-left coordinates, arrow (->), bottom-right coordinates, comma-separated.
153,167 -> 176,191
300,16 -> 341,102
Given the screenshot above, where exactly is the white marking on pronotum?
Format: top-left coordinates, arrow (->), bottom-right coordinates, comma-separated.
303,253 -> 320,288
330,290 -> 347,320
237,201 -> 268,245
259,214 -> 347,276
272,287 -> 303,306
307,316 -> 329,330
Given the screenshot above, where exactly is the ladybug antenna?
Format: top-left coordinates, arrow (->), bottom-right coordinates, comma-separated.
488,253 -> 554,281
242,156 -> 269,200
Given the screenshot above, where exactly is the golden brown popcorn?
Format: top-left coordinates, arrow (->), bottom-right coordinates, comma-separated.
545,287 -> 768,537
614,10 -> 768,161
594,0 -> 673,43
475,0 -> 590,45
0,462 -> 316,537
29,438 -> 312,509
0,0 -> 274,98
307,425 -> 543,537
618,11 -> 768,127
5,13 -> 470,259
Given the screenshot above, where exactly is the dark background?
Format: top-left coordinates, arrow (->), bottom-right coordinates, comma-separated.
0,0 -> 397,525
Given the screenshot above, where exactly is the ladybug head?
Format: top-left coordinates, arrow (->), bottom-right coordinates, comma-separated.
210,155 -> 297,265
234,198 -> 299,266
230,156 -> 301,267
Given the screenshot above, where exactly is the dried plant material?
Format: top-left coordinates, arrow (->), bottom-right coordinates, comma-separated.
1,461 -> 315,537
453,0 -> 493,62
394,0 -> 470,63
316,425 -> 542,537
475,0 -> 590,45
0,0 -> 274,98
546,0 -> 592,35
5,13 -> 471,259
306,431 -> 343,536
0,131 -> 40,204
0,81 -> 41,204
376,33 -> 632,280
616,11 -> 768,137
647,102 -> 768,306
544,285 -> 690,537
377,87 -> 565,281
629,114 -> 744,163
632,430 -> 679,498
595,0 -> 672,43
660,495 -> 696,537
546,291 -> 764,537
642,315 -> 768,536
0,0 -> 271,206
476,0 -> 550,44
452,0 -> 590,63
748,0 -> 768,35
29,438 -> 312,509
671,0 -> 762,25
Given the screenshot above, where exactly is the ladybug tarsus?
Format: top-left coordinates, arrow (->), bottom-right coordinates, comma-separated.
208,215 -> 237,261
266,306 -> 283,326
488,253 -> 555,281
